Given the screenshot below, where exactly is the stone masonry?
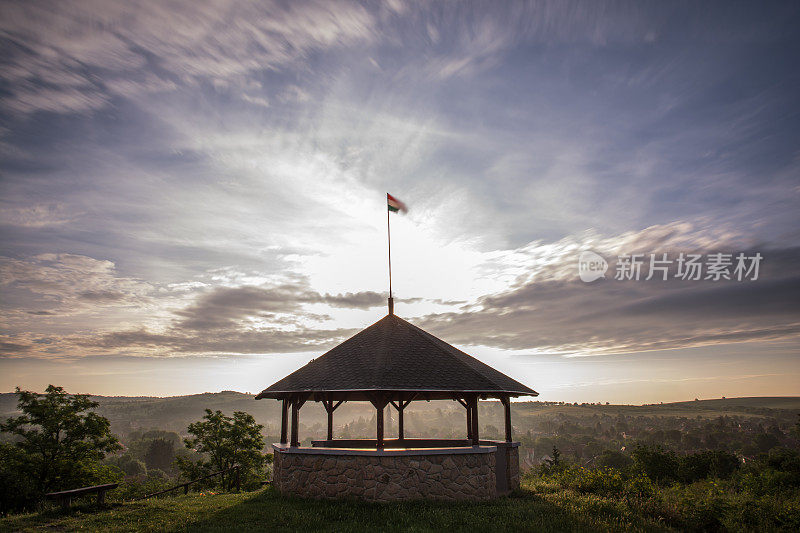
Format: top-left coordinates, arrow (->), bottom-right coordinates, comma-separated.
273,449 -> 497,502
506,445 -> 520,490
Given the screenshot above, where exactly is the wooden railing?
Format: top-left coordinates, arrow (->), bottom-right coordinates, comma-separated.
46,483 -> 120,509
139,465 -> 240,500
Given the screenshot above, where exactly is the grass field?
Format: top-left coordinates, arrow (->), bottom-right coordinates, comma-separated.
0,485 -> 672,533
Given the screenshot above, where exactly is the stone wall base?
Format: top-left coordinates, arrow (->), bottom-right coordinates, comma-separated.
273,448 -> 497,502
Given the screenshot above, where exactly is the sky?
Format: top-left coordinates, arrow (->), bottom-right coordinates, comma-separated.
1,0 -> 799,404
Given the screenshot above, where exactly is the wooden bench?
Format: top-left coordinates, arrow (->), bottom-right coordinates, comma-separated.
46,483 -> 119,509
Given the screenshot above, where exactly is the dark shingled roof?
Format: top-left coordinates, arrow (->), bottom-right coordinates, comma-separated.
256,313 -> 537,400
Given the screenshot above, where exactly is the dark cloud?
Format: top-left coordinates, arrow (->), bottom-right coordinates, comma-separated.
321,291 -> 384,309
79,290 -> 127,302
173,283 -> 386,331
81,325 -> 358,355
174,284 -> 307,330
0,341 -> 32,356
417,247 -> 800,354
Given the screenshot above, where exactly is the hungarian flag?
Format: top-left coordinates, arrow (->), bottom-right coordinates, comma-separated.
387,193 -> 408,213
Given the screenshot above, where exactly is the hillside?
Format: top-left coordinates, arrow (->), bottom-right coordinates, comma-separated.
662,396 -> 800,411
3,392 -> 798,444
0,485 -> 671,533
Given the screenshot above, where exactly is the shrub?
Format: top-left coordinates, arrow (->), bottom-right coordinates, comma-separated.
680,450 -> 740,483
540,465 -> 655,500
631,444 -> 679,484
595,449 -> 633,469
113,470 -> 175,501
661,482 -> 730,531
107,453 -> 147,477
735,447 -> 800,494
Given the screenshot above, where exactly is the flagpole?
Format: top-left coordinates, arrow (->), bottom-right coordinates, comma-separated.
387,197 -> 393,315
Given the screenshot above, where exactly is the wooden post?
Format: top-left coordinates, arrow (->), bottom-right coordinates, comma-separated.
398,403 -> 404,440
290,397 -> 299,447
280,398 -> 288,444
326,400 -> 334,441
376,401 -> 384,449
322,399 -> 343,442
470,395 -> 480,446
502,396 -> 512,442
456,397 -> 472,441
466,401 -> 473,440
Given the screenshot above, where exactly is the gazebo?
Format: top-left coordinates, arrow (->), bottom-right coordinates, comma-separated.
257,309 -> 537,501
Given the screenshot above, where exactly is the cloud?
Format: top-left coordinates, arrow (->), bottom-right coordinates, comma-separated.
0,203 -> 82,228
321,291 -> 384,309
0,0 -> 377,115
0,253 -> 152,314
172,282 -> 385,331
0,341 -> 33,356
415,225 -> 800,354
79,325 -> 358,356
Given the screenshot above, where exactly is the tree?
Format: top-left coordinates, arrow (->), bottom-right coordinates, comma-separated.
546,445 -> 561,467
631,444 -> 679,483
144,438 -> 176,472
596,449 -> 633,469
177,409 -> 265,490
108,454 -> 147,477
0,385 -> 121,511
679,450 -> 739,482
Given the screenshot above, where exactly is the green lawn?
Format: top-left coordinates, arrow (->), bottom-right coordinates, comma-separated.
0,486 -> 673,533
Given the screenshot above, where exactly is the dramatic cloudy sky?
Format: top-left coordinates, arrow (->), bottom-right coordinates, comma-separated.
1,0 -> 799,403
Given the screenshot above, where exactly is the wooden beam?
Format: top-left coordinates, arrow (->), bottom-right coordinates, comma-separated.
320,397 -> 344,441
502,396 -> 512,442
325,398 -> 334,441
466,401 -> 473,440
376,401 -> 385,449
397,403 -> 405,440
470,395 -> 480,446
296,394 -> 309,410
366,393 -> 389,449
290,397 -> 300,447
280,398 -> 289,444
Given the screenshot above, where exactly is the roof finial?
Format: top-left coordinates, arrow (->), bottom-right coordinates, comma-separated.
388,296 -> 394,315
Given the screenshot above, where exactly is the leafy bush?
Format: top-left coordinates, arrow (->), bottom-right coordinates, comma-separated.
735,447 -> 800,495
0,443 -> 37,516
595,449 -> 633,469
106,453 -> 147,477
528,445 -> 800,532
631,444 -> 679,484
112,471 -> 176,501
540,464 -> 655,500
680,450 -> 740,482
